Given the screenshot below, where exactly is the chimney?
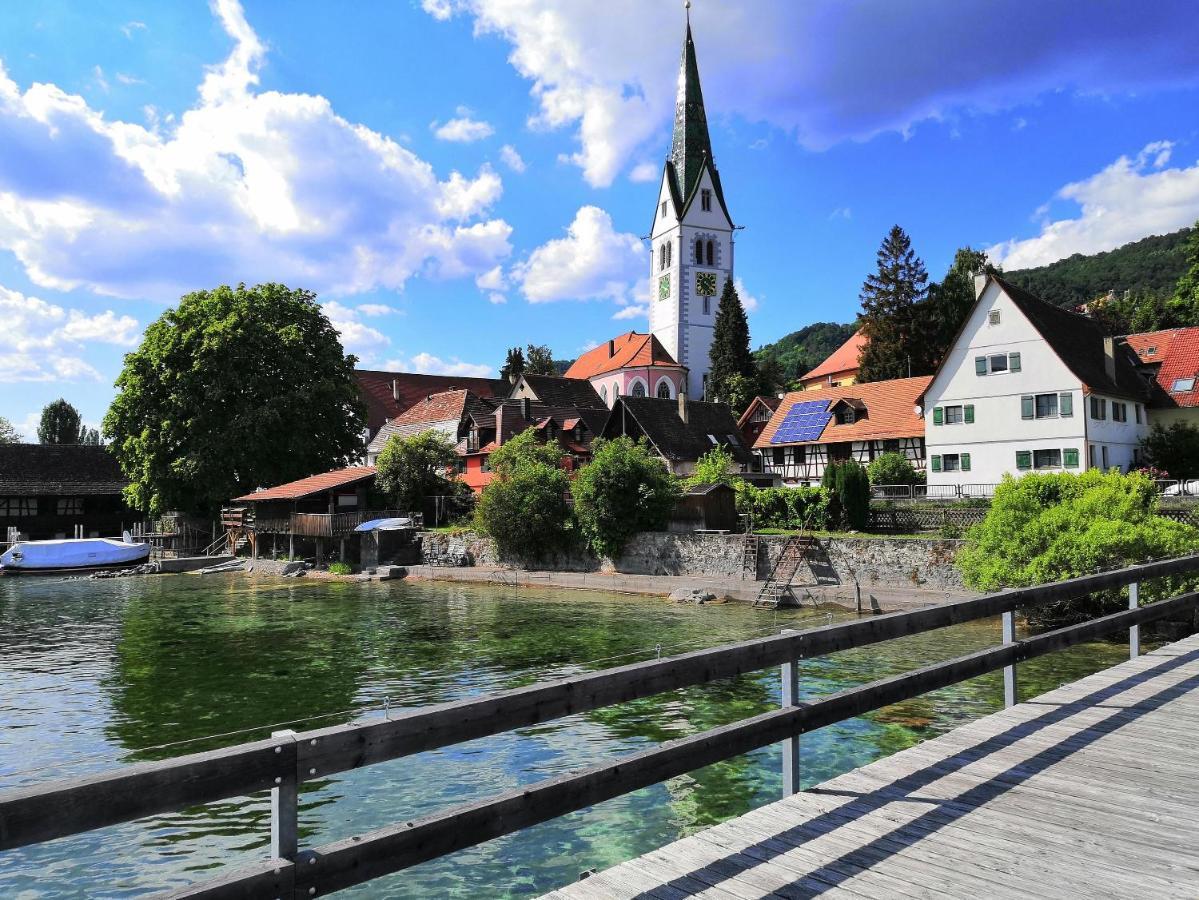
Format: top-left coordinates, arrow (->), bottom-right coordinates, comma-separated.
678,391 -> 689,424
508,371 -> 518,385
391,379 -> 399,402
494,404 -> 504,443
972,272 -> 988,299
521,397 -> 532,420
607,339 -> 615,357
1103,336 -> 1116,383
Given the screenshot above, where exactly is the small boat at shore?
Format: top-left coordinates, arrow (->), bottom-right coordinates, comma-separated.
0,533 -> 150,575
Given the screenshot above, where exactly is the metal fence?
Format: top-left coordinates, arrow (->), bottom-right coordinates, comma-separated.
870,483 -> 999,501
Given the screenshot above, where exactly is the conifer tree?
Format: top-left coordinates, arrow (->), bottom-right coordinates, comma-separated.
708,276 -> 756,403
922,247 -> 991,369
856,226 -> 929,382
499,347 -> 525,382
37,399 -> 83,445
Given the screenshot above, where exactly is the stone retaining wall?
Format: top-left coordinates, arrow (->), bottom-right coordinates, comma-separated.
416,530 -> 965,591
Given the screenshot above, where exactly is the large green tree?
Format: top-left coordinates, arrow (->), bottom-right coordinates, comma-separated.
1168,220 -> 1199,323
103,283 -> 366,515
708,277 -> 756,403
1140,422 -> 1199,478
38,398 -> 83,444
524,343 -> 557,376
0,416 -> 21,444
500,347 -> 525,382
474,429 -> 573,559
921,247 -> 991,368
375,431 -> 460,514
572,436 -> 679,558
856,226 -> 929,382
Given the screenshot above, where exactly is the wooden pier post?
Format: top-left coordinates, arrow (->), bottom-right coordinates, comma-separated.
780,628 -> 800,796
1002,609 -> 1017,707
271,729 -> 299,860
1130,581 -> 1141,658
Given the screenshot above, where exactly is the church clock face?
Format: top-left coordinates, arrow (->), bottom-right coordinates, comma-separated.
696,272 -> 717,296
658,273 -> 671,300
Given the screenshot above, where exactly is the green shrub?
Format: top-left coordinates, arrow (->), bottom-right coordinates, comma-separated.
375,430 -> 459,513
957,469 -> 1199,625
327,562 -> 352,575
1140,421 -> 1199,477
867,451 -> 923,486
474,428 -> 574,560
822,461 -> 870,530
573,437 -> 680,558
683,445 -> 736,489
740,484 -> 829,531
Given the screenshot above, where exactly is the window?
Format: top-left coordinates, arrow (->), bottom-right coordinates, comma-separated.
1034,448 -> 1062,469
935,453 -> 968,472
1172,378 -> 1195,392
988,310 -> 1001,325
1021,393 -> 1063,419
666,240 -> 672,267
1089,445 -> 1097,468
695,237 -> 703,263
884,439 -> 900,453
657,380 -> 671,399
772,447 -> 785,465
481,455 -> 492,473
942,454 -> 960,472
56,497 -> 83,515
703,296 -> 711,315
659,243 -> 665,271
1112,402 -> 1127,423
944,405 -> 963,425
1060,392 -> 1073,417
836,407 -> 856,425
661,201 -> 668,219
932,405 -> 972,425
1090,397 -> 1107,420
1102,445 -> 1109,468
631,381 -> 647,398
1135,404 -> 1142,424
976,352 -> 1020,375
701,188 -> 711,211
706,240 -> 714,266
0,497 -> 36,517
1063,448 -> 1080,468
600,386 -> 607,404
1016,451 -> 1032,470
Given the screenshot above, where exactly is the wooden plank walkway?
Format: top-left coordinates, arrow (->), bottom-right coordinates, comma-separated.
544,634 -> 1199,899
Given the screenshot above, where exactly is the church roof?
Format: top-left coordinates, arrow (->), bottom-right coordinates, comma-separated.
563,332 -> 684,380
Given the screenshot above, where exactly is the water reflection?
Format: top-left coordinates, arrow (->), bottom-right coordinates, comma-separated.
0,574 -> 1143,898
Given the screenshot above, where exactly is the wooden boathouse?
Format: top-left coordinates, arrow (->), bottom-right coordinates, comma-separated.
4,556 -> 1199,896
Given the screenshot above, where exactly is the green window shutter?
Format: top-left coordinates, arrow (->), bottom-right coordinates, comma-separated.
931,455 -> 942,473
1009,352 -> 1022,372
975,356 -> 987,375
1064,448 -> 1079,468
964,404 -> 975,424
1060,392 -> 1073,417
1021,396 -> 1034,419
960,452 -> 971,472
1016,450 -> 1032,470
933,406 -> 943,426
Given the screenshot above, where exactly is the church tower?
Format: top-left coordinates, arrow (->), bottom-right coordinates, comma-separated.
648,8 -> 735,401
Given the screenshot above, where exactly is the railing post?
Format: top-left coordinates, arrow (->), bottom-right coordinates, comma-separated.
780,628 -> 800,796
1129,580 -> 1141,659
1002,609 -> 1018,707
271,729 -> 299,860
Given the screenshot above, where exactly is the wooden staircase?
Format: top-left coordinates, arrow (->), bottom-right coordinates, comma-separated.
753,534 -> 818,608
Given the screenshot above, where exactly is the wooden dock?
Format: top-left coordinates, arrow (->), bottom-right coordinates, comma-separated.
544,633 -> 1199,899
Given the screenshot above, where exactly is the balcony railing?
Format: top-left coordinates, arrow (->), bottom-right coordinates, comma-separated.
252,509 -> 411,539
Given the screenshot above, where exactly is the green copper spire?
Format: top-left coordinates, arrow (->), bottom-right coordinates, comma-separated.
669,17 -> 713,203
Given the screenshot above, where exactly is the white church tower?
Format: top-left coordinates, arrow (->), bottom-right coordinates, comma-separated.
648,8 -> 735,401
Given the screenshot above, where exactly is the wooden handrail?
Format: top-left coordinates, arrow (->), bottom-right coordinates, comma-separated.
3,554 -> 1199,895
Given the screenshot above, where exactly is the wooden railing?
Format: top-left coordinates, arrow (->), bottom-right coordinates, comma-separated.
3,555 -> 1199,898
253,509 -> 408,539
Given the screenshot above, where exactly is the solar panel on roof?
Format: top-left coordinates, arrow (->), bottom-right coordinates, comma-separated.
770,399 -> 832,444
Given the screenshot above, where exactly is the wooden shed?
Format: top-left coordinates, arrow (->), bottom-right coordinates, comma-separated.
669,482 -> 739,533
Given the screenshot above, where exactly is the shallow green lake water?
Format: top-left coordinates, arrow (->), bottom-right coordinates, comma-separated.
0,574 -> 1139,898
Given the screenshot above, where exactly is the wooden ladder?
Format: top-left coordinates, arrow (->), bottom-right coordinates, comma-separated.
741,534 -> 760,580
753,534 -> 818,609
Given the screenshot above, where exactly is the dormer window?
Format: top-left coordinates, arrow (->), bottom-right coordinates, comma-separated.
833,398 -> 866,425
701,189 -> 711,211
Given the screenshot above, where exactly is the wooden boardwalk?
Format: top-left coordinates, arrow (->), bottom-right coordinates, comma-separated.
545,634 -> 1199,899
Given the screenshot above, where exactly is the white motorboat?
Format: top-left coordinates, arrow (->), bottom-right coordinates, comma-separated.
0,532 -> 150,574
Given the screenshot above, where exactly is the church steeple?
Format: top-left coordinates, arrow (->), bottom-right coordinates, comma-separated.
669,16 -> 714,205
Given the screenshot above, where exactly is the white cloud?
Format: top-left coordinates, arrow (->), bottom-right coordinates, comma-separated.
0,284 -> 138,382
499,144 -> 526,173
425,1 -> 1199,187
487,292 -> 507,304
385,353 -> 492,377
828,207 -> 852,221
121,21 -> 147,39
734,277 -> 760,313
116,73 -> 145,86
432,113 -> 495,143
628,162 -> 657,183
92,65 -> 109,94
612,303 -> 646,321
356,303 -> 396,317
475,264 -> 507,291
0,0 -> 512,301
989,141 -> 1199,269
513,205 -> 644,304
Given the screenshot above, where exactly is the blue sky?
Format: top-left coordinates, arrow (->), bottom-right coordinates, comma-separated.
1,0 -> 1198,436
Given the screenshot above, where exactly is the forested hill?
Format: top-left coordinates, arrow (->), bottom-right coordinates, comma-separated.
754,321 -> 857,383
1005,226 -> 1192,307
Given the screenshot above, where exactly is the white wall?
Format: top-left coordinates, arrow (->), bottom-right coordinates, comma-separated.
924,280 -> 1147,486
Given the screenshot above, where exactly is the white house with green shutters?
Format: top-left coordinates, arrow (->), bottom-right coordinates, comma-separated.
920,275 -> 1150,491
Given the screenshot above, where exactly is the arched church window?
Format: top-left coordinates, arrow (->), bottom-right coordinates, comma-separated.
600,385 -> 608,405
695,238 -> 703,264
666,240 -> 672,267
632,381 -> 647,398
706,240 -> 715,266
657,380 -> 671,399
659,243 -> 666,271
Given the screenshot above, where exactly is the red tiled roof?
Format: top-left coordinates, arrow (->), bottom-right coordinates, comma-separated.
234,466 -> 376,502
355,371 -> 507,434
755,376 -> 933,449
393,389 -> 472,427
563,332 -> 683,380
799,330 -> 866,384
1142,326 -> 1199,408
1125,329 -> 1179,365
